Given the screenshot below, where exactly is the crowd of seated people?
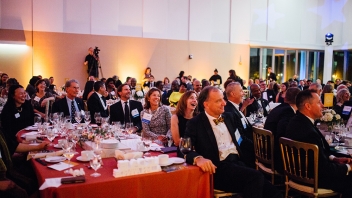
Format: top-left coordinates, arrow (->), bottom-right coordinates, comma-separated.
2,68 -> 352,197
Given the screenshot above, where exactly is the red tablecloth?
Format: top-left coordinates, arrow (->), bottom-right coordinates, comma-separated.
18,130 -> 212,198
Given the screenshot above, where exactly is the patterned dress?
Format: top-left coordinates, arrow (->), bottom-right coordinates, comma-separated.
141,105 -> 171,139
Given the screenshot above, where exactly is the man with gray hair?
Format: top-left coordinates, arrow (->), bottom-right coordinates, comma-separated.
184,86 -> 282,198
52,79 -> 84,122
308,83 -> 322,96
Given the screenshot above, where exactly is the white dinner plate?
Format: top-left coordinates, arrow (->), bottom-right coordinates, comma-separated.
76,156 -> 91,162
159,159 -> 173,166
45,156 -> 66,163
170,157 -> 185,164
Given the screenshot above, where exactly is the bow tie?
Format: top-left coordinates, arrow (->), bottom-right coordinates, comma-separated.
213,117 -> 224,125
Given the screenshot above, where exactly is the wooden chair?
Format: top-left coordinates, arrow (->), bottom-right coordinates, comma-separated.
252,127 -> 282,185
279,137 -> 341,198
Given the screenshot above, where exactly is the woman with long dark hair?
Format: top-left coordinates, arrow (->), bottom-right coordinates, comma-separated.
30,79 -> 55,118
227,69 -> 243,86
171,91 -> 198,157
275,82 -> 288,103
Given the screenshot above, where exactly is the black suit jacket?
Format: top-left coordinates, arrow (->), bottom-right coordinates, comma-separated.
244,97 -> 269,117
110,100 -> 143,132
184,112 -> 242,167
224,101 -> 255,168
87,92 -> 109,122
284,112 -> 348,187
264,102 -> 295,174
52,97 -> 84,117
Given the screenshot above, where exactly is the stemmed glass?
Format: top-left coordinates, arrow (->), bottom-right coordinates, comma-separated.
67,131 -> 79,154
179,137 -> 192,156
142,135 -> 152,157
62,141 -> 75,169
75,111 -> 83,124
46,129 -> 56,146
90,154 -> 102,177
334,124 -> 342,150
84,111 -> 91,127
125,123 -> 134,137
94,112 -> 101,125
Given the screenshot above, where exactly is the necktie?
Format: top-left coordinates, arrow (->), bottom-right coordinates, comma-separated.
213,117 -> 224,125
71,100 -> 76,123
124,102 -> 130,123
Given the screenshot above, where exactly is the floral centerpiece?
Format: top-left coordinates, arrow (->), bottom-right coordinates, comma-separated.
79,127 -> 115,147
320,109 -> 341,131
134,90 -> 144,100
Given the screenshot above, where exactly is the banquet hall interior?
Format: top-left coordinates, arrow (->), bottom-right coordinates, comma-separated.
1,0 -> 352,198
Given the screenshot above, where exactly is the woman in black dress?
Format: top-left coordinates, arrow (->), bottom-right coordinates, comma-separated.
171,91 -> 198,157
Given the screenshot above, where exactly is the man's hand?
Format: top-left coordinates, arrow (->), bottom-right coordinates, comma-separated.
242,98 -> 254,108
333,157 -> 351,164
195,157 -> 217,174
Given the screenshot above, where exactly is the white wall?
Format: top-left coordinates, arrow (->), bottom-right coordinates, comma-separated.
1,0 -> 351,49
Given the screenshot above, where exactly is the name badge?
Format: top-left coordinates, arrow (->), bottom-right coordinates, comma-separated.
234,129 -> 242,145
15,113 -> 20,118
142,113 -> 152,124
265,105 -> 270,112
131,109 -> 139,118
269,95 -> 273,98
241,118 -> 247,129
342,106 -> 352,115
34,96 -> 41,103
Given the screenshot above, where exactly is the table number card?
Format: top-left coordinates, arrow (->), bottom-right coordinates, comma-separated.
324,93 -> 334,107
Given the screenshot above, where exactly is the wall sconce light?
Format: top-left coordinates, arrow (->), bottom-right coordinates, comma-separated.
189,54 -> 193,59
325,33 -> 334,46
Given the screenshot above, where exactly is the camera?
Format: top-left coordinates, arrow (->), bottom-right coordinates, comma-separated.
94,46 -> 100,56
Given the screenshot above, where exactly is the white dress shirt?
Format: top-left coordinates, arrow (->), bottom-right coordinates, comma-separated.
205,111 -> 238,160
96,92 -> 107,110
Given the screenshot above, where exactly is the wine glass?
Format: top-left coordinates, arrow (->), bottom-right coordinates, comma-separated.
179,137 -> 192,156
84,111 -> 91,126
46,129 -> 56,146
62,141 -> 74,169
125,122 -> 134,137
67,131 -> 79,154
74,111 -> 82,124
94,112 -> 101,122
142,135 -> 152,157
95,117 -> 102,127
90,155 -> 102,177
334,124 -> 342,150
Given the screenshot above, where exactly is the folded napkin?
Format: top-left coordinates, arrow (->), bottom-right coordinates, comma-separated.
39,177 -> 63,190
48,162 -> 74,171
28,150 -> 64,160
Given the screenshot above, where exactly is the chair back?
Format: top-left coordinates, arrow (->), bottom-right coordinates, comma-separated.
45,98 -> 55,121
252,127 -> 275,179
279,137 -> 319,196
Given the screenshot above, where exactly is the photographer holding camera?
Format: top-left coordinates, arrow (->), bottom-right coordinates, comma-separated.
84,47 -> 100,78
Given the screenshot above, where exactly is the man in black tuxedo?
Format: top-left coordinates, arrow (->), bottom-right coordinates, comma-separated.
224,82 -> 255,168
284,90 -> 352,197
87,81 -> 109,123
52,79 -> 85,123
143,75 -> 155,88
245,84 -> 270,117
184,86 -> 282,198
110,84 -> 143,133
264,87 -> 300,174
